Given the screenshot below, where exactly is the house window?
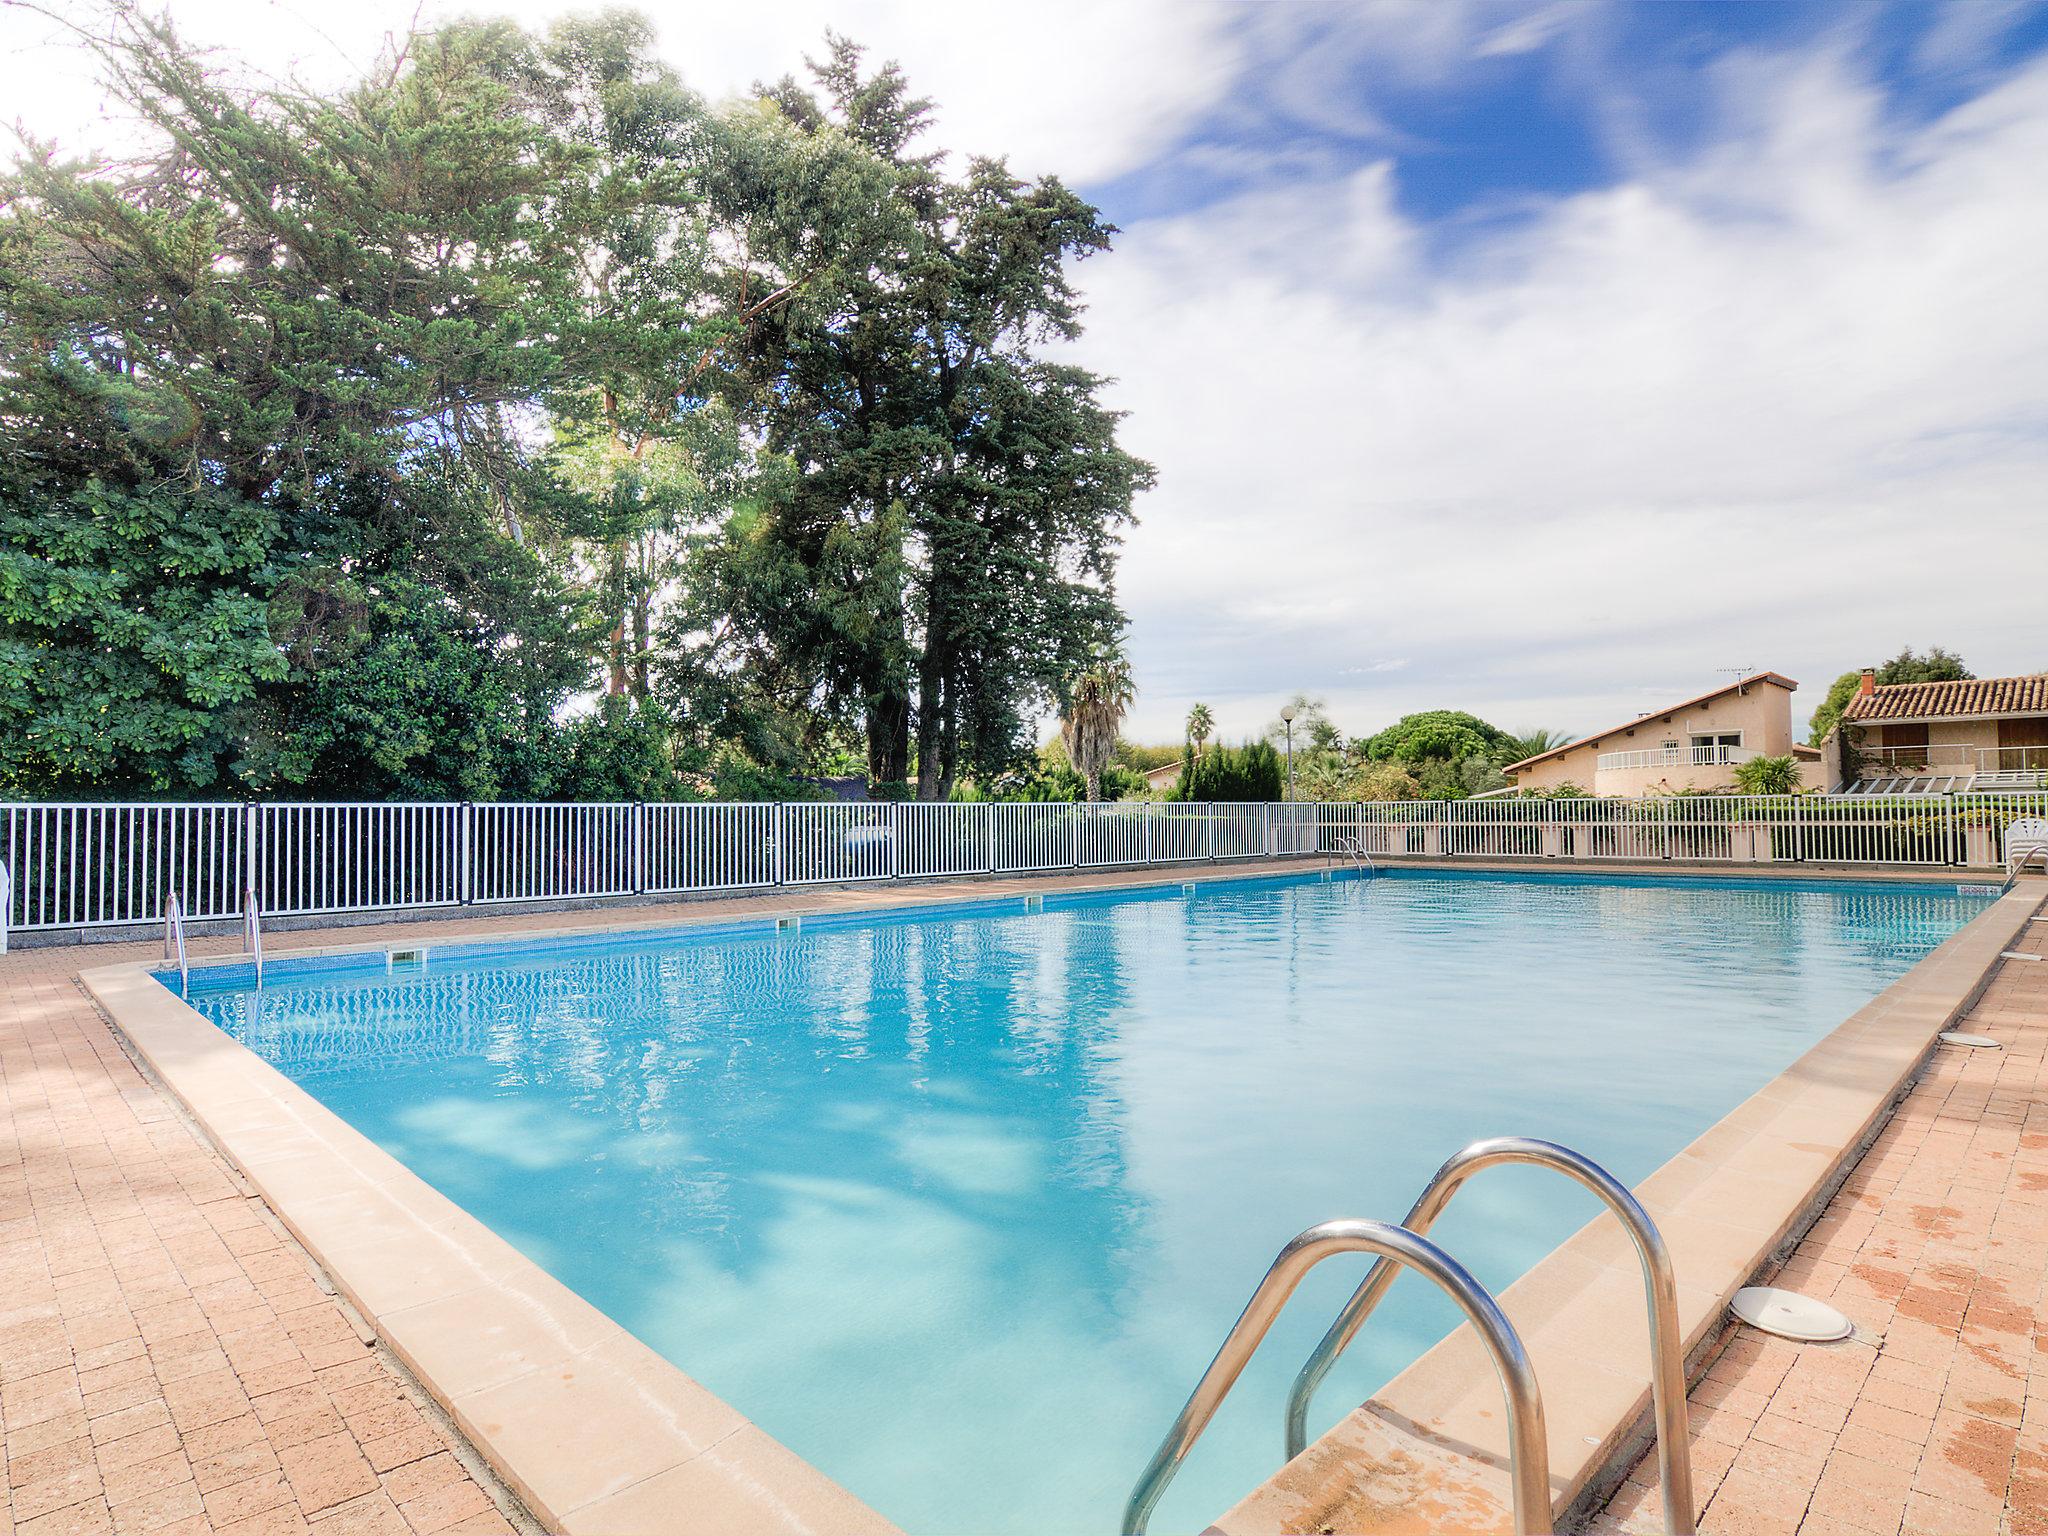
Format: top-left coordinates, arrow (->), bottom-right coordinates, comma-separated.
1690,732 -> 1742,764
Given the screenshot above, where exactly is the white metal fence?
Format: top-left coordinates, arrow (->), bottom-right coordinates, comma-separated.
2,792 -> 2041,940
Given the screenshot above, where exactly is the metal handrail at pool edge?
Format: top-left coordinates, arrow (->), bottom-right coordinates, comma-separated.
163,892 -> 188,997
1285,1137 -> 1695,1535
1121,1218 -> 1550,1536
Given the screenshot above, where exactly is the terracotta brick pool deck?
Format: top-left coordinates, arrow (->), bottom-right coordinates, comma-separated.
5,865 -> 2043,1536
1596,898 -> 2048,1536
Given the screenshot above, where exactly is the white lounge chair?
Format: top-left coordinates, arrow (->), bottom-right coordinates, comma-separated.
2007,817 -> 2048,876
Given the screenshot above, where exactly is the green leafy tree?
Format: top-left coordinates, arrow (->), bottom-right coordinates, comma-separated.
1363,710 -> 1519,765
1184,702 -> 1215,757
680,37 -> 1152,799
0,13 -> 596,796
1172,740 -> 1283,802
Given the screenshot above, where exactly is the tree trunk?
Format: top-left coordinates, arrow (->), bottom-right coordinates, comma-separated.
866,693 -> 910,785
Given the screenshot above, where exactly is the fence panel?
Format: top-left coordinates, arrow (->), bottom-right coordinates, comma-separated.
1078,803 -> 1149,867
1790,796 -> 1951,865
257,803 -> 463,915
1954,791 -> 2048,869
1266,803 -> 1318,855
1212,803 -> 1267,859
642,803 -> 778,893
1,803 -> 245,930
898,803 -> 992,878
470,803 -> 637,903
781,803 -> 896,884
1149,803 -> 1210,862
991,804 -> 1077,872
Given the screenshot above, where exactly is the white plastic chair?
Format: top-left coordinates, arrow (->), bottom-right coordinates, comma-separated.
2007,817 -> 2048,876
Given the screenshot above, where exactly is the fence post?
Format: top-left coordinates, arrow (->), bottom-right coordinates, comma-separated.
459,803 -> 473,906
1071,804 -> 1081,869
243,803 -> 258,915
773,804 -> 786,888
1144,802 -> 1154,865
633,802 -> 646,893
890,802 -> 902,880
1945,793 -> 1958,867
983,803 -> 995,874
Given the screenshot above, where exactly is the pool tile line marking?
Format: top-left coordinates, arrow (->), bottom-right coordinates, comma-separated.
58,863 -> 2035,1536
1213,882 -> 2043,1536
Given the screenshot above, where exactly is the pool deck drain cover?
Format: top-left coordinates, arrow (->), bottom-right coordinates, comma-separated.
1731,1286 -> 1853,1342
1939,1031 -> 2002,1048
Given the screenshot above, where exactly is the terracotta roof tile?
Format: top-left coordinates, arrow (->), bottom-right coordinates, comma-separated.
1843,674 -> 2048,722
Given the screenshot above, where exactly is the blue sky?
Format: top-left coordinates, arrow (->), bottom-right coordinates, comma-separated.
4,0 -> 2045,744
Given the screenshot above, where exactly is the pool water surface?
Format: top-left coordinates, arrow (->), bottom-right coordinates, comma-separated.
179,870 -> 1988,1534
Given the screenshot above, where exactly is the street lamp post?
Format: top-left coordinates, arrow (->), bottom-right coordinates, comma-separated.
1279,703 -> 1296,804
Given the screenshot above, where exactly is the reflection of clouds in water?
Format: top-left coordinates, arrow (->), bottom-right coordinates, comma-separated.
889,1114 -> 1044,1197
391,1097 -> 604,1171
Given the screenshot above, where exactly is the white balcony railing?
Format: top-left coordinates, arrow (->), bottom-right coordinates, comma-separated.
1857,744 -> 1978,772
1595,744 -> 1757,773
1979,746 -> 2048,774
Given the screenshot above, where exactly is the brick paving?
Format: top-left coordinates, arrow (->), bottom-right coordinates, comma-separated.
0,925 -> 543,1536
1597,895 -> 2048,1536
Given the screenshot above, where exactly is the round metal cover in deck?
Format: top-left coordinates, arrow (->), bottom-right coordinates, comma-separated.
1938,1032 -> 2002,1048
1730,1287 -> 1853,1342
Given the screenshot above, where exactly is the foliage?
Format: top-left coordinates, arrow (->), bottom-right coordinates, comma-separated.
0,14 -> 594,796
1508,727 -> 1570,763
1363,710 -> 1519,765
1266,694 -> 1344,754
1112,740 -> 1183,773
1184,703 -> 1215,755
1060,655 -> 1136,802
1877,646 -> 1972,686
1171,740 -> 1283,802
671,36 -> 1152,799
1732,754 -> 1801,796
1806,672 -> 1863,747
0,14 -> 1149,805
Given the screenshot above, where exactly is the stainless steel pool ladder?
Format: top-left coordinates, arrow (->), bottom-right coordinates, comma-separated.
1329,834 -> 1375,873
243,886 -> 266,988
164,893 -> 188,997
1123,1137 -> 1696,1536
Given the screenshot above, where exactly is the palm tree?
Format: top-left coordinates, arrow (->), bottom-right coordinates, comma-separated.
1063,656 -> 1137,802
1185,702 -> 1215,759
1510,727 -> 1569,763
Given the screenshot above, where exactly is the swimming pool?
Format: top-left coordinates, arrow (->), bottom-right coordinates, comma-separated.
176,870 -> 1989,1534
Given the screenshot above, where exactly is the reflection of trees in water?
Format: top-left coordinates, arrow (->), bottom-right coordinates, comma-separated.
195,907 -> 1154,1292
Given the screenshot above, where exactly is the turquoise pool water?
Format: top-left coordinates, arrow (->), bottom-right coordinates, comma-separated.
179,871 -> 1987,1534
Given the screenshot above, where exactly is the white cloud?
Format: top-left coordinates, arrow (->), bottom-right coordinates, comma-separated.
1075,48 -> 2048,742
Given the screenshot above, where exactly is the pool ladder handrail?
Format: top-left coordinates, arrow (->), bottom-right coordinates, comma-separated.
1121,1217 -> 1549,1536
164,892 -> 188,997
243,885 -> 265,989
1287,1137 -> 1695,1533
1124,1137 -> 1696,1536
1329,834 -> 1374,872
